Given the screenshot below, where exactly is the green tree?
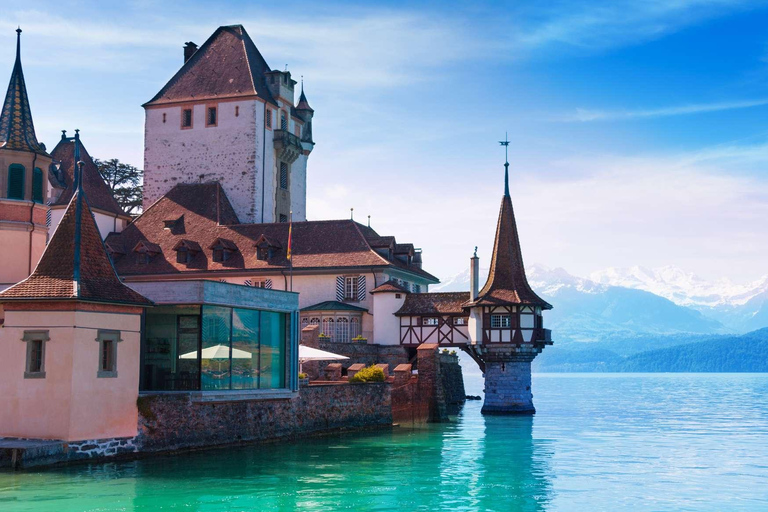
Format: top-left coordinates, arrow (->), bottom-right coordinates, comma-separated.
94,158 -> 143,214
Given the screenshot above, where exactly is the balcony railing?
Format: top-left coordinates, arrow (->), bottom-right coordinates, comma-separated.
273,129 -> 302,164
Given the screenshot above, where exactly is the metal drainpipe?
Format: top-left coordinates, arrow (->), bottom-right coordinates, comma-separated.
27,152 -> 38,275
261,103 -> 267,223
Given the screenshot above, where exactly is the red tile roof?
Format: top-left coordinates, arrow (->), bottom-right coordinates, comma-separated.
396,292 -> 471,316
0,30 -> 48,156
105,183 -> 439,282
467,191 -> 552,309
144,25 -> 277,107
0,191 -> 152,306
49,136 -> 129,218
370,280 -> 410,294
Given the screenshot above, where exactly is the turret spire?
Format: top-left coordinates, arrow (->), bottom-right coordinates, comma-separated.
0,28 -> 48,155
500,133 -> 510,197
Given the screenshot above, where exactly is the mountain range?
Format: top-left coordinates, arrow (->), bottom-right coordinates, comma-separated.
436,264 -> 768,371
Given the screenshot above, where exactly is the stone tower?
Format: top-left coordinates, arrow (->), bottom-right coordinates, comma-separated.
465,158 -> 553,415
142,25 -> 315,224
0,29 -> 52,290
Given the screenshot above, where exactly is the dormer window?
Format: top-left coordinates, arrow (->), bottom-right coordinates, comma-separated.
133,241 -> 161,265
254,234 -> 282,263
209,238 -> 238,263
173,240 -> 202,265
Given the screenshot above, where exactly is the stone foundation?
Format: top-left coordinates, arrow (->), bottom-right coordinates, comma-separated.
482,358 -> 535,415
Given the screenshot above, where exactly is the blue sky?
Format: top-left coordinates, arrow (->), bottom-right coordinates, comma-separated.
2,0 -> 768,284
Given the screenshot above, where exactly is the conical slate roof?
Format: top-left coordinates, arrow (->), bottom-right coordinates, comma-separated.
0,29 -> 48,156
0,183 -> 152,306
467,166 -> 552,309
296,87 -> 313,112
144,25 -> 277,107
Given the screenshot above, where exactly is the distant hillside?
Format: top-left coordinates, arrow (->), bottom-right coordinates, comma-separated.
535,328 -> 768,372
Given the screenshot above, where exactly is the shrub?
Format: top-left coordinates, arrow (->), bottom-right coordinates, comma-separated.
349,365 -> 386,383
298,373 -> 308,379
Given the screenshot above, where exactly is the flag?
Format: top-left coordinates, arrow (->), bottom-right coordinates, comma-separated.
287,217 -> 292,260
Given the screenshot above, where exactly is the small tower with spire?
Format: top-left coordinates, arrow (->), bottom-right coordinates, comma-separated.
0,28 -> 53,290
463,136 -> 553,415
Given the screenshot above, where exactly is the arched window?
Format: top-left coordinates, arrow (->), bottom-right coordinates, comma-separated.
7,164 -> 25,200
301,318 -> 309,329
350,317 -> 360,339
32,168 -> 44,203
336,317 -> 349,343
322,318 -> 334,339
310,318 -> 320,325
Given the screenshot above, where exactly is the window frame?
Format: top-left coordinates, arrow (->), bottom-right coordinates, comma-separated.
344,276 -> 358,301
23,330 -> 49,379
279,161 -> 289,190
96,329 -> 121,378
206,104 -> 218,127
490,314 -> 511,329
423,317 -> 439,326
32,167 -> 44,203
265,108 -> 272,129
181,108 -> 193,129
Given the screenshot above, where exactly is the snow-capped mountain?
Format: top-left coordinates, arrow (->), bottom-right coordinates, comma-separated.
589,266 -> 768,307
431,265 -> 768,341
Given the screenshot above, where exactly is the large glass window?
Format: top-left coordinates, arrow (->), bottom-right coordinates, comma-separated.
143,304 -> 288,392
232,308 -> 260,390
260,311 -> 286,389
202,306 -> 232,391
142,305 -> 201,391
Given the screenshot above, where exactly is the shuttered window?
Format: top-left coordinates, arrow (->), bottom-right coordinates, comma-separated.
7,164 -> 24,200
279,162 -> 288,190
32,168 -> 43,203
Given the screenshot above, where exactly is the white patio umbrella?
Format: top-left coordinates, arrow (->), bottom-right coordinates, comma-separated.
180,344 -> 253,360
298,344 -> 349,375
298,345 -> 349,362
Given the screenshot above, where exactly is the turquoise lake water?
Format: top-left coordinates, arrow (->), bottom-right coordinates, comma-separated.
2,373 -> 768,511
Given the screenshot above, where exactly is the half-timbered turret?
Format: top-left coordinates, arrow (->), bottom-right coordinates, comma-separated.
464,151 -> 553,414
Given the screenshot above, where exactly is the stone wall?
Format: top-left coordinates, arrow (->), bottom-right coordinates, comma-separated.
438,353 -> 467,415
135,383 -> 392,453
311,341 -> 409,380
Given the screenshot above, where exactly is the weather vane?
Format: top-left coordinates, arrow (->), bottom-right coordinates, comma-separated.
499,132 -> 510,165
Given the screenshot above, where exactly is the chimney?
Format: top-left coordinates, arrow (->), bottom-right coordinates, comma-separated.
470,247 -> 479,300
413,249 -> 423,269
184,42 -> 198,63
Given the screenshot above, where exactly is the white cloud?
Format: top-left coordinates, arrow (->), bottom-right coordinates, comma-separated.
564,98 -> 768,122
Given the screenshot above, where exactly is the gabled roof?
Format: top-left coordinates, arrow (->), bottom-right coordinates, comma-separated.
466,167 -> 552,310
396,292 -> 471,316
209,237 -> 238,251
49,135 -> 129,218
0,189 -> 152,306
144,25 -> 277,107
370,280 -> 410,294
0,29 -> 48,156
173,239 -> 203,252
105,183 -> 439,282
301,301 -> 368,312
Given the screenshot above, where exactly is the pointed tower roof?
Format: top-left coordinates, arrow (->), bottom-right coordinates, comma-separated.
50,134 -> 129,218
0,28 -> 48,156
144,25 -> 277,107
466,160 -> 552,310
0,164 -> 152,306
296,83 -> 313,112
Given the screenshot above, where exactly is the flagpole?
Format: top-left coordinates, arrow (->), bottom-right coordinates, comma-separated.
289,210 -> 293,292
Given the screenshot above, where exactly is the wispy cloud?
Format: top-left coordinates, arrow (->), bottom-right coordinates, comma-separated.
563,98 -> 768,122
512,0 -> 763,53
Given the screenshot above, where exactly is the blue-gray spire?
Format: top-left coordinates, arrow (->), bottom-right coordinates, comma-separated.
500,133 -> 510,197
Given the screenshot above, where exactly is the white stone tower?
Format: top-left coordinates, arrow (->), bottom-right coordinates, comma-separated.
142,25 -> 314,224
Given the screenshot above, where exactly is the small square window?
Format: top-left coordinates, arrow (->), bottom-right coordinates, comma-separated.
182,109 -> 193,128
206,106 -> 217,126
423,317 -> 439,326
96,330 -> 120,378
490,314 -> 511,329
176,248 -> 190,264
279,214 -> 288,223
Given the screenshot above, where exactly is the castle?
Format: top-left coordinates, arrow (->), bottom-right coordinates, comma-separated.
0,25 -> 552,459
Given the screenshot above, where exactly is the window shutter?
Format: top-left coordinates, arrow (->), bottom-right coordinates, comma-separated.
265,279 -> 273,289
7,165 -> 24,200
357,275 -> 366,302
336,276 -> 344,301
